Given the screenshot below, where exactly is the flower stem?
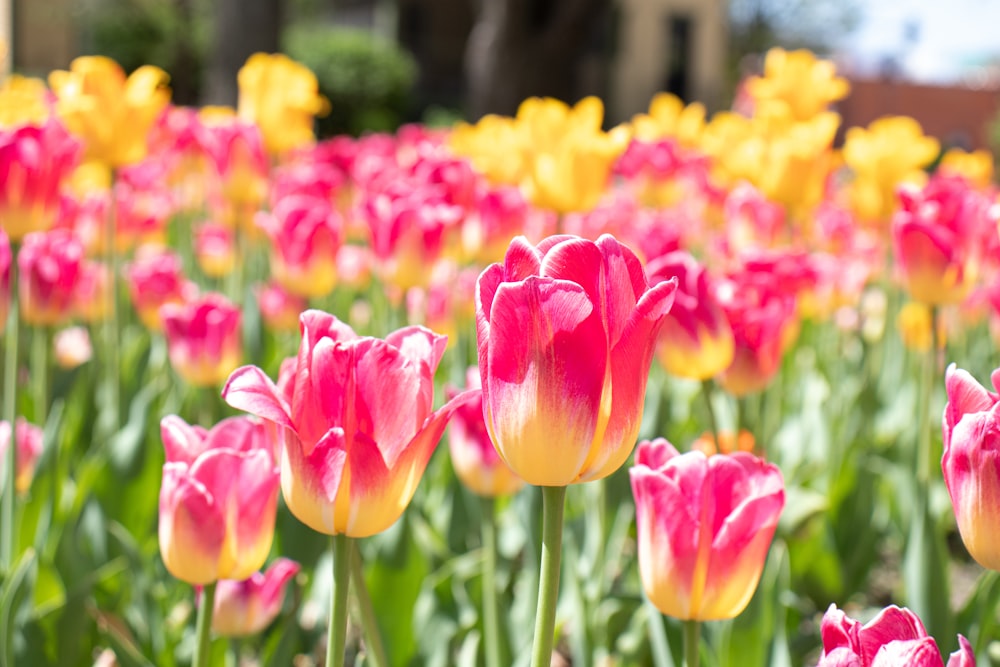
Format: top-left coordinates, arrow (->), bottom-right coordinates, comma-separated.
683,619 -> 701,667
481,497 -> 502,667
349,542 -> 388,667
31,326 -> 48,424
0,254 -> 18,572
700,379 -> 721,450
916,305 -> 938,484
193,582 -> 217,667
327,533 -> 351,667
530,485 -> 567,667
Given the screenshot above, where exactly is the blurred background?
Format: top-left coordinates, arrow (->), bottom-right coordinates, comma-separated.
4,0 -> 1000,148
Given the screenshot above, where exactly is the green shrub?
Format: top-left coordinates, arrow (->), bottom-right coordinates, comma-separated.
283,25 -> 418,137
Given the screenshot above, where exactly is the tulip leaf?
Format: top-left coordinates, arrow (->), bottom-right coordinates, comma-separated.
903,488 -> 954,648
0,548 -> 36,667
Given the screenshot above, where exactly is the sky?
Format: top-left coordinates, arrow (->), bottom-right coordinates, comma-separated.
836,0 -> 1000,84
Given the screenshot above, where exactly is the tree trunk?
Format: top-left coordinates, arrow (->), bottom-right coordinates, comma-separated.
464,0 -> 610,119
203,0 -> 282,107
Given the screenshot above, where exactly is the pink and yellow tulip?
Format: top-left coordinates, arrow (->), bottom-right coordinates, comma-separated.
475,234 -> 677,486
160,292 -> 242,387
223,310 -> 476,537
0,418 -> 43,496
158,415 -> 280,585
629,438 -> 784,621
210,558 -> 300,637
18,230 -> 84,327
257,194 -> 342,298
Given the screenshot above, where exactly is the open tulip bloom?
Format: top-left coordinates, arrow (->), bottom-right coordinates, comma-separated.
223,309 -> 475,667
475,233 -> 677,666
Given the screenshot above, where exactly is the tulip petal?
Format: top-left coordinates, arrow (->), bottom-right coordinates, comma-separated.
159,463 -> 226,585
485,276 -> 607,486
944,364 -> 995,441
476,263 -> 504,385
870,638 -> 941,667
161,415 -> 209,464
223,366 -> 293,429
281,427 -> 348,535
859,606 -> 928,662
502,236 -> 542,280
947,635 -> 975,667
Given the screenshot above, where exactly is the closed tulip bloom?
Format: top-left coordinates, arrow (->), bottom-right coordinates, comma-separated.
49,56 -> 170,168
159,415 -> 280,585
198,111 -> 270,209
194,222 -> 236,278
476,234 -> 677,486
255,282 -> 308,334
54,326 -> 93,370
448,368 -> 524,498
257,194 -> 342,298
892,175 -> 996,305
817,604 -> 974,666
629,438 -> 784,621
223,310 -> 477,537
941,364 -> 1000,570
647,251 -> 734,380
161,292 -> 242,387
126,250 -> 197,331
0,418 -> 44,495
0,120 -> 81,241
237,53 -> 328,156
210,558 -> 300,637
18,230 -> 84,327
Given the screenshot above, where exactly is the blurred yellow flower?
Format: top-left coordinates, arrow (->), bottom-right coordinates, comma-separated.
0,75 -> 49,128
49,56 -> 170,167
747,48 -> 849,122
237,53 -> 329,156
449,114 -> 525,185
631,92 -> 706,147
939,147 -> 994,188
843,116 -> 940,224
897,301 -> 946,352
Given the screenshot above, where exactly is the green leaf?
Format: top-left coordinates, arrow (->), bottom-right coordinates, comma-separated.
1,548 -> 36,667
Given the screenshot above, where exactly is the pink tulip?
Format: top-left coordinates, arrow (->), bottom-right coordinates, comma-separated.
54,326 -> 93,370
255,282 -> 308,334
161,292 -> 242,387
222,310 -> 477,537
113,160 -> 174,252
18,230 -> 84,327
194,222 -> 235,278
0,418 -> 44,495
74,260 -> 112,323
629,438 -> 784,620
646,251 -> 735,380
817,604 -> 974,666
198,117 -> 269,208
257,194 -> 342,298
892,175 -> 998,305
941,364 -> 1000,570
0,119 -> 81,241
126,249 -> 197,331
210,558 -> 300,637
447,368 -> 524,497
476,234 -> 677,486
270,160 -> 344,209
158,415 -> 279,585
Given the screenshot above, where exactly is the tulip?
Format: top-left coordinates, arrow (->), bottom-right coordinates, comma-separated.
0,418 -> 43,495
939,147 -> 993,189
892,175 -> 996,306
237,53 -> 328,156
112,161 -> 174,253
745,48 -> 849,122
476,234 -> 677,486
74,261 -> 112,323
941,364 -> 1000,570
629,438 -> 784,621
0,74 -> 49,128
161,293 -> 242,387
817,604 -> 974,666
18,230 -> 84,328
126,250 -> 197,331
210,558 -> 301,637
0,120 -> 81,241
223,309 -> 476,538
447,368 -> 524,498
198,111 -> 270,211
194,223 -> 236,279
49,56 -> 170,168
54,326 -> 93,370
646,251 -> 735,381
630,92 -> 706,147
257,194 -> 342,298
255,282 -> 308,334
159,415 -> 280,585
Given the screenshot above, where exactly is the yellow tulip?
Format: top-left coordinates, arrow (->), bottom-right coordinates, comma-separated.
237,53 -> 329,156
631,92 -> 706,147
939,147 -> 994,188
449,114 -> 525,185
0,75 -> 49,128
843,116 -> 940,224
49,56 -> 170,168
747,48 -> 849,122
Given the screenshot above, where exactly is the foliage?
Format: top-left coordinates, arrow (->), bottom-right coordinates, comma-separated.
283,25 -> 418,137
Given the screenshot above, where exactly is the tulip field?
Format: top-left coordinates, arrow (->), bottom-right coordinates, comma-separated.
3,46 -> 1000,667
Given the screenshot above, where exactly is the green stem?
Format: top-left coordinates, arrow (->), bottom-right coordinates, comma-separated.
349,542 -> 388,667
193,582 -> 217,667
0,254 -> 18,572
916,306 -> 938,484
102,194 -> 121,439
327,534 -> 351,667
481,497 -> 502,667
530,485 -> 567,667
700,379 -> 721,450
31,327 -> 48,425
683,619 -> 701,667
